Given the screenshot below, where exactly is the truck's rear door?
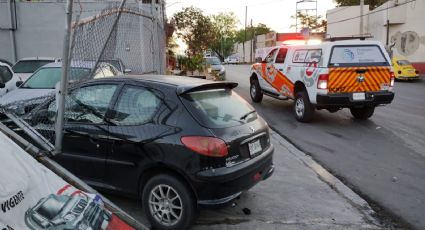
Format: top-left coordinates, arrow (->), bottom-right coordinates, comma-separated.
327,45 -> 392,93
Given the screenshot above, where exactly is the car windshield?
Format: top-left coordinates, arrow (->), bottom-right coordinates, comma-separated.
205,58 -> 221,65
397,60 -> 411,66
181,89 -> 256,128
22,67 -> 91,89
12,60 -> 54,73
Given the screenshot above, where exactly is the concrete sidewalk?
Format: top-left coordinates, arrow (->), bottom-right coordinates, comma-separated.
108,130 -> 382,229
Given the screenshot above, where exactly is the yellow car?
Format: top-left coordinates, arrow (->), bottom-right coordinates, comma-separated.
392,56 -> 420,80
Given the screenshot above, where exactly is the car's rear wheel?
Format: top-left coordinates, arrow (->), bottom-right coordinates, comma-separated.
294,91 -> 314,122
350,106 -> 375,120
142,174 -> 196,230
250,79 -> 263,103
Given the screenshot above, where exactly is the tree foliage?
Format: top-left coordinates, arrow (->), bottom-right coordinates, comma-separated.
209,12 -> 239,60
173,7 -> 215,57
235,23 -> 272,43
334,0 -> 388,10
291,12 -> 327,32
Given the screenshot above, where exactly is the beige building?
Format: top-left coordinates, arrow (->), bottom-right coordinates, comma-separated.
327,0 -> 425,74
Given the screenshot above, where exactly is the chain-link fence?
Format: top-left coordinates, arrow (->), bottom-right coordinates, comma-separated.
0,0 -> 167,148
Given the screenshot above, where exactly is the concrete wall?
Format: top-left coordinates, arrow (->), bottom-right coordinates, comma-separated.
0,0 -> 166,74
326,5 -> 369,37
233,40 -> 254,63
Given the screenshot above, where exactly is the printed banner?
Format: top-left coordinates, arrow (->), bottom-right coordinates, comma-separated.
0,132 -> 135,230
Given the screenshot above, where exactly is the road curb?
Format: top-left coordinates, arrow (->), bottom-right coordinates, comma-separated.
269,128 -> 381,227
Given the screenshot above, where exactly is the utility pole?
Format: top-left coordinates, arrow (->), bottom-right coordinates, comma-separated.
250,19 -> 253,63
55,0 -> 73,153
360,0 -> 364,35
243,5 -> 247,63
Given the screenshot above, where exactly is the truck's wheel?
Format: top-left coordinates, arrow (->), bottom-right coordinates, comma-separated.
294,91 -> 314,122
250,79 -> 263,103
142,174 -> 197,230
350,106 -> 375,120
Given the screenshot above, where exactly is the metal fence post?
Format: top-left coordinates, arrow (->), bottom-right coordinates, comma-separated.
54,0 -> 73,154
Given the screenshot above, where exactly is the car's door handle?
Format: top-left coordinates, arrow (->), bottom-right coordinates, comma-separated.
278,68 -> 284,71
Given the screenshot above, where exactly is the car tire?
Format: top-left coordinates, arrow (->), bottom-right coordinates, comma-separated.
250,79 -> 263,103
142,174 -> 197,230
294,91 -> 314,122
350,106 -> 375,120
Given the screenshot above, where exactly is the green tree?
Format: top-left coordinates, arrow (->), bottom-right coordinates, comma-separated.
209,12 -> 239,60
334,0 -> 388,10
291,12 -> 327,32
173,7 -> 215,57
235,23 -> 273,43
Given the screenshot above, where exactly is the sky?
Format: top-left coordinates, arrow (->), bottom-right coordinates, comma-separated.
166,0 -> 337,33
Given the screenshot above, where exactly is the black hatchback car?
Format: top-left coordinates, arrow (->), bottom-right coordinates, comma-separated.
30,75 -> 274,230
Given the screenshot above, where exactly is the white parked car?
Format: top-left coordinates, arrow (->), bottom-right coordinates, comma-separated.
12,57 -> 60,82
224,56 -> 239,64
0,61 -> 21,97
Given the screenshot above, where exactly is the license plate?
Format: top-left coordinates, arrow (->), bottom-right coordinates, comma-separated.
352,92 -> 365,101
248,140 -> 262,156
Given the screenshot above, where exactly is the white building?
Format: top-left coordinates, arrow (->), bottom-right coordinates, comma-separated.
327,0 -> 425,74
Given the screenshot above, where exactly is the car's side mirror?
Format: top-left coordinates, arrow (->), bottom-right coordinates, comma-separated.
16,81 -> 23,87
255,57 -> 263,63
124,68 -> 132,74
0,83 -> 5,88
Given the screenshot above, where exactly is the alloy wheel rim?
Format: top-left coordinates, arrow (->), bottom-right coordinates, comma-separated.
251,84 -> 256,98
295,98 -> 305,118
148,184 -> 183,226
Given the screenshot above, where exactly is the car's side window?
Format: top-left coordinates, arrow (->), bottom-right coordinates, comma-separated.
275,48 -> 288,64
0,66 -> 13,84
265,49 -> 278,63
48,84 -> 117,124
111,86 -> 161,125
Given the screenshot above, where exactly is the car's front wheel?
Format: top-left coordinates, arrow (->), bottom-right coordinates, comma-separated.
294,91 -> 314,122
250,79 -> 263,103
142,174 -> 197,230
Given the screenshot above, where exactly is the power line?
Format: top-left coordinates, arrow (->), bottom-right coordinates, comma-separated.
327,0 -> 416,25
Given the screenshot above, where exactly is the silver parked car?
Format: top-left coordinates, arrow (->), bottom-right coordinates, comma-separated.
204,57 -> 226,79
1,61 -> 121,114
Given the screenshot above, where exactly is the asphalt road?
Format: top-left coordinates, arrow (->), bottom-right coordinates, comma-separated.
225,64 -> 425,229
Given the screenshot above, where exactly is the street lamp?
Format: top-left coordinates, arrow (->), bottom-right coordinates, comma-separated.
295,0 -> 318,32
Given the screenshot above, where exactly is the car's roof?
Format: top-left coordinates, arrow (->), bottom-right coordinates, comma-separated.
89,75 -> 238,94
39,61 -> 97,69
18,57 -> 59,61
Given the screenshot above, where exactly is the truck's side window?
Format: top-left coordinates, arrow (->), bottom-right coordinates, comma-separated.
275,48 -> 288,64
265,49 -> 278,63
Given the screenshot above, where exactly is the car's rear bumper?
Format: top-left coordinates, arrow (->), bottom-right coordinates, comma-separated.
316,91 -> 395,108
396,75 -> 419,80
193,145 -> 274,206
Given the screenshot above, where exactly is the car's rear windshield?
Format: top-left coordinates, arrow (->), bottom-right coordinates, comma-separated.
181,89 -> 257,129
22,67 -> 91,89
12,60 -> 54,73
329,45 -> 389,67
397,60 -> 411,66
205,58 -> 221,65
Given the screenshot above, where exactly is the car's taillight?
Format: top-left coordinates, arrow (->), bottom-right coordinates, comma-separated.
317,74 -> 328,89
181,136 -> 228,157
390,72 -> 395,87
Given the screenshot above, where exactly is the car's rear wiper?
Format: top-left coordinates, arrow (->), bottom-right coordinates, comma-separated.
240,110 -> 256,120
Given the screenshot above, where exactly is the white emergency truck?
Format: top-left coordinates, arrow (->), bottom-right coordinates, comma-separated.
249,39 -> 395,122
